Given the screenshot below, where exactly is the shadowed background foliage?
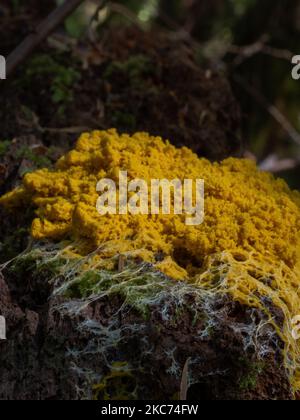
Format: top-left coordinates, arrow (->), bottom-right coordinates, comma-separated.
1,0 -> 300,188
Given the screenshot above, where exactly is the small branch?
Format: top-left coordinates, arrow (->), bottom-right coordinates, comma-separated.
87,0 -> 108,52
234,74 -> 300,147
229,35 -> 294,67
6,0 -> 85,77
259,154 -> 299,173
108,2 -> 147,28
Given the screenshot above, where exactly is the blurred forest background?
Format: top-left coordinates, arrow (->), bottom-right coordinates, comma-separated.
1,0 -> 300,188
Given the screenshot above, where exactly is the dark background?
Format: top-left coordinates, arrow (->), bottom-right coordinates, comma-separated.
1,0 -> 300,188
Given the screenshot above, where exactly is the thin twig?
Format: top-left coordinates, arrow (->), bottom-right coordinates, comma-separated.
43,126 -> 93,134
234,74 -> 300,147
229,35 -> 294,66
148,11 -> 300,150
6,0 -> 85,77
108,2 -> 147,29
87,0 -> 108,53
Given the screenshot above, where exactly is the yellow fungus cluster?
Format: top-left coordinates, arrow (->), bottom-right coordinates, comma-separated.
1,129 -> 300,391
198,249 -> 300,390
1,129 -> 300,278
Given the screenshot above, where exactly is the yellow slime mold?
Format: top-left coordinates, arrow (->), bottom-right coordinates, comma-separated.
1,129 -> 300,392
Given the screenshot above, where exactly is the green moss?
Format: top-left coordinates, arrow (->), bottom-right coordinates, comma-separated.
0,227 -> 28,263
16,146 -> 52,174
239,373 -> 257,391
65,270 -> 116,299
7,244 -> 203,323
19,54 -> 80,114
64,266 -> 167,320
7,247 -> 65,280
5,243 -> 282,399
104,54 -> 153,87
0,140 -> 10,157
239,360 -> 265,391
8,250 -> 38,276
111,112 -> 137,130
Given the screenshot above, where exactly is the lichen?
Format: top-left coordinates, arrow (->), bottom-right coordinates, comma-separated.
1,129 -> 300,393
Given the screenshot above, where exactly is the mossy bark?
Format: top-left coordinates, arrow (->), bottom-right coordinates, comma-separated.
0,253 -> 293,400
